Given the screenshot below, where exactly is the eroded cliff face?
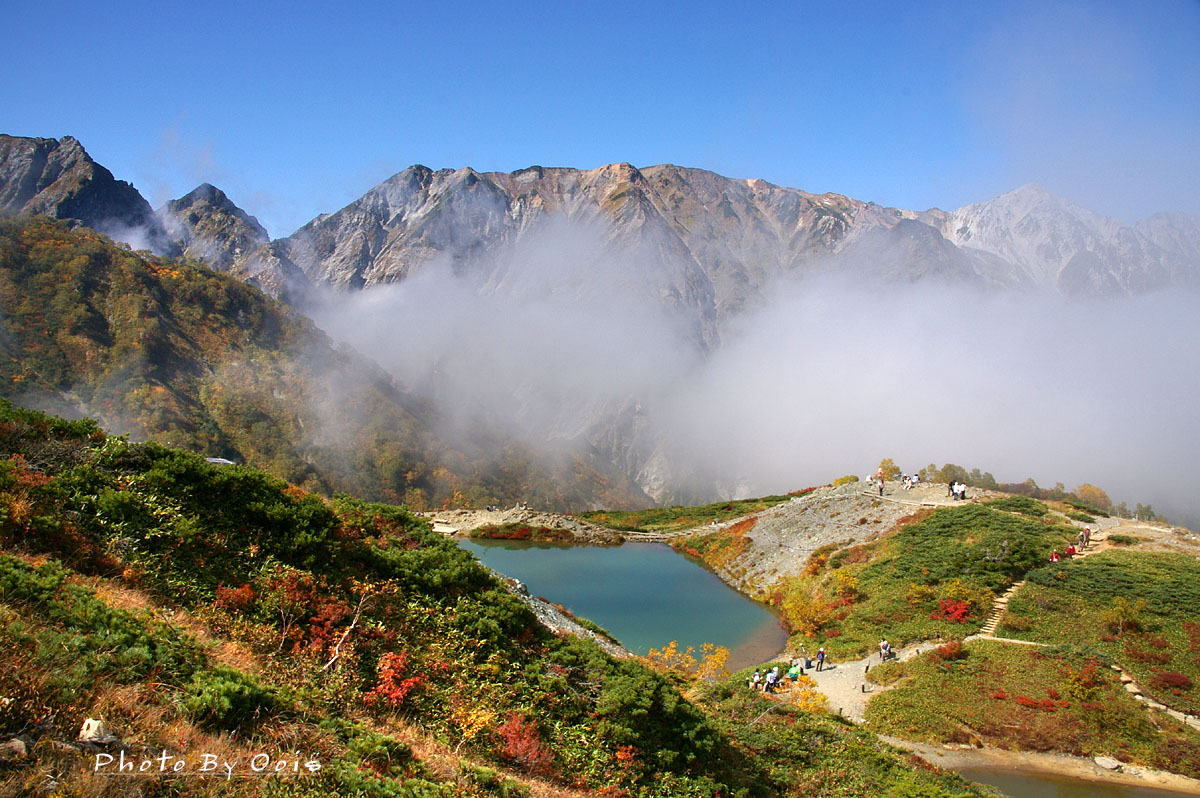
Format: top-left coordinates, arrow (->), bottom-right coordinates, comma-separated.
0,135 -> 173,254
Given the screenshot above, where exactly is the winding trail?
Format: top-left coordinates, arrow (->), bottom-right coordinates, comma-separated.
801,517 -> 1200,734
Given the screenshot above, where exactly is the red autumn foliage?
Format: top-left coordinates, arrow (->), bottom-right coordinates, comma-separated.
364,651 -> 425,710
931,598 -> 972,624
303,598 -> 352,655
1151,671 -> 1194,693
1016,694 -> 1040,708
496,713 -> 556,777
214,583 -> 257,612
1125,642 -> 1171,666
728,516 -> 758,536
934,639 -> 966,661
1185,622 -> 1200,654
991,690 -> 1007,700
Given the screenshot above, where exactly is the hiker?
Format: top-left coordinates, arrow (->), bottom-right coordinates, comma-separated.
1066,543 -> 1076,557
764,668 -> 778,693
1084,526 -> 1092,546
787,663 -> 801,681
1050,550 -> 1060,563
816,647 -> 826,672
749,670 -> 762,691
879,639 -> 891,662
878,477 -> 885,496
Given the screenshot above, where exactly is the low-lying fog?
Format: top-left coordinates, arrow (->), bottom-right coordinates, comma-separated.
310,226 -> 1200,528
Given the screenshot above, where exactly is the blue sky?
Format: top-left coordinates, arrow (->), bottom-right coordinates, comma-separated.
4,0 -> 1198,237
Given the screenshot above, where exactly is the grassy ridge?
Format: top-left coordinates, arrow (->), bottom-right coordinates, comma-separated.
778,503 -> 1079,659
864,640 -> 1200,778
1000,550 -> 1200,715
579,492 -> 806,534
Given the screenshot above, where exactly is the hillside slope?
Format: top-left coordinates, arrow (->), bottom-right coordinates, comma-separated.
0,217 -> 650,511
0,401 -> 991,797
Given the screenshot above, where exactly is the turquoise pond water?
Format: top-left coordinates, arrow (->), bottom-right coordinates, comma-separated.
457,539 -> 787,671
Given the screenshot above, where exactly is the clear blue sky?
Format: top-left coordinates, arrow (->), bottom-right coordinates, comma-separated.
4,0 -> 1198,237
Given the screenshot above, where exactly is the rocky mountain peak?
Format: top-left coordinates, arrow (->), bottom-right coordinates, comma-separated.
158,183 -> 269,271
0,134 -> 173,254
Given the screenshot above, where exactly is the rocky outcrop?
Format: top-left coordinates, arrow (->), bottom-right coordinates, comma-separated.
0,135 -> 173,254
158,183 -> 269,271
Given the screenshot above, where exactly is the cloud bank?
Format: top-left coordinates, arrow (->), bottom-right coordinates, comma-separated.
309,221 -> 1200,525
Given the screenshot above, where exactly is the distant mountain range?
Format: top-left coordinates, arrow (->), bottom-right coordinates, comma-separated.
3,133 -> 1198,509
4,134 -> 1198,318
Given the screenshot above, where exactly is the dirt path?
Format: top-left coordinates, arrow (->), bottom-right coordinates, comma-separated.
800,642 -> 927,722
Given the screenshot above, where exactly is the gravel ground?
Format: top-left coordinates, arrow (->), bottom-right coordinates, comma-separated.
689,480 -> 991,598
431,507 -> 624,544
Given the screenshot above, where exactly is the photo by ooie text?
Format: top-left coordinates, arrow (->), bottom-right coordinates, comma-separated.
93,751 -> 321,780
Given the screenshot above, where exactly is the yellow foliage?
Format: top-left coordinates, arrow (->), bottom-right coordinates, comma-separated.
781,577 -> 833,638
1075,483 -> 1112,510
877,458 -> 901,480
788,673 -> 828,713
645,640 -> 731,683
939,578 -> 991,615
833,570 -> 858,598
450,699 -> 496,752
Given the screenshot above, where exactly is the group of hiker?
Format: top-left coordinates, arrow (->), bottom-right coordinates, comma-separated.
871,468 -> 925,495
1050,526 -> 1093,562
748,648 -> 828,692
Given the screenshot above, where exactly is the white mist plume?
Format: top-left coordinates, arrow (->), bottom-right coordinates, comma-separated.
311,217 -> 701,443
308,213 -> 1200,523
659,276 -> 1200,515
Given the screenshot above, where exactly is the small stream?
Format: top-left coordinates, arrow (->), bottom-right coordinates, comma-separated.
458,539 -> 787,671
953,764 -> 1197,797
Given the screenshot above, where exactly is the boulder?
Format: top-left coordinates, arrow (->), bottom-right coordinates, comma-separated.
77,718 -> 119,746
0,738 -> 26,761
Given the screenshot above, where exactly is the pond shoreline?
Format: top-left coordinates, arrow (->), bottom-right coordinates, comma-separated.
884,737 -> 1200,795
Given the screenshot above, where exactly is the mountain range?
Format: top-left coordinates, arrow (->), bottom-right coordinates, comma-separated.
2,133 -> 1198,509
5,134 -> 1198,315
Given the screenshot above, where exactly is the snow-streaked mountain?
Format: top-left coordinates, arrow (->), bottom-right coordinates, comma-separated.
930,184 -> 1198,295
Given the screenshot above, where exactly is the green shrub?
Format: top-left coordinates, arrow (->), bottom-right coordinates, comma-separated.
182,665 -> 278,731
985,496 -> 1048,517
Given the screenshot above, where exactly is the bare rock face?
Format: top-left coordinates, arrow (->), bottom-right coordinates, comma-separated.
159,183 -> 269,271
268,162 -> 942,349
0,135 -> 173,254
